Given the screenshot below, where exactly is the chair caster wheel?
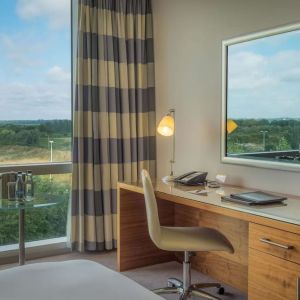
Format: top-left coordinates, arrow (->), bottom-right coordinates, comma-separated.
218,287 -> 225,295
167,278 -> 182,289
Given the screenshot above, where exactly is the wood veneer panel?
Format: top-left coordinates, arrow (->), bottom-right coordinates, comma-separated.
197,210 -> 248,267
192,253 -> 248,293
174,203 -> 199,227
117,189 -> 175,271
156,191 -> 300,235
174,204 -> 248,292
249,223 -> 300,265
118,182 -> 300,234
248,248 -> 300,300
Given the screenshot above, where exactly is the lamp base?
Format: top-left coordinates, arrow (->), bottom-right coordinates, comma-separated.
162,175 -> 176,183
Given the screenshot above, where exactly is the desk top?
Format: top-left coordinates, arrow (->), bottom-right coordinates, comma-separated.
118,180 -> 300,227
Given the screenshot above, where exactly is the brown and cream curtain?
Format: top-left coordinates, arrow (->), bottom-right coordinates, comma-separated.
71,0 -> 156,252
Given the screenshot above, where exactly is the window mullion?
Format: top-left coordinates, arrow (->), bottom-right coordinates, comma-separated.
0,162 -> 72,175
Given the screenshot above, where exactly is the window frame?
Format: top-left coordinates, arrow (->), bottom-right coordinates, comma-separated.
0,162 -> 72,175
0,0 -> 76,261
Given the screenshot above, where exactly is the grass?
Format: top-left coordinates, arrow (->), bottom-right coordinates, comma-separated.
0,141 -> 71,165
39,137 -> 71,150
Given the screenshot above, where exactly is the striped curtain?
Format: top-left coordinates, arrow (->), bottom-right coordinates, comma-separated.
71,0 -> 156,252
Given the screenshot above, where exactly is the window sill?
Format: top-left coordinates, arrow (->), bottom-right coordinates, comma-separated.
0,162 -> 72,175
0,237 -> 71,265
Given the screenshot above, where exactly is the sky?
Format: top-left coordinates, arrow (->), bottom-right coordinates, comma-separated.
0,0 -> 71,120
227,29 -> 300,119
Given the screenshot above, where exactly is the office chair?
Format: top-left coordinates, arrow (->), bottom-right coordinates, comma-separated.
141,169 -> 234,300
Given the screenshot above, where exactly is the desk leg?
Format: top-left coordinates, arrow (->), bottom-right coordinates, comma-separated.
19,208 -> 25,266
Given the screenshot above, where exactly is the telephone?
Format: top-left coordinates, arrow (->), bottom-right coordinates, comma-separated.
173,171 -> 208,186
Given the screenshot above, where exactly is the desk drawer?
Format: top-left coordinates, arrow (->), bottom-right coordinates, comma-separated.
249,248 -> 300,300
249,223 -> 300,264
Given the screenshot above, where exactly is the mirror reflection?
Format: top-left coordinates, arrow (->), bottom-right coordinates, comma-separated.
225,26 -> 300,167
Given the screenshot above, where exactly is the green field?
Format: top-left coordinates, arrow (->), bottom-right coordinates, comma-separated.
0,120 -> 72,164
0,120 -> 72,246
0,141 -> 71,165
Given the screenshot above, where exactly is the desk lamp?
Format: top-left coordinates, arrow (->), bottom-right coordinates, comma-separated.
157,109 -> 175,182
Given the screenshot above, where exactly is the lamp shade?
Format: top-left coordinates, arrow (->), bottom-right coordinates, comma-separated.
227,119 -> 238,134
157,115 -> 175,136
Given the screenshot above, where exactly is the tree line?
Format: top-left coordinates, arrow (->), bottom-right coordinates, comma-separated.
0,120 -> 72,147
227,119 -> 300,153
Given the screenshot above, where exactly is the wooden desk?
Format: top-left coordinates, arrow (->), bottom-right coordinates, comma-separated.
117,181 -> 300,299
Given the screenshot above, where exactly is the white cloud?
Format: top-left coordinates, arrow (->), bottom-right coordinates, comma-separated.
281,68 -> 300,82
47,66 -> 71,83
228,51 -> 276,90
228,50 -> 300,119
270,51 -> 300,83
0,33 -> 44,71
228,50 -> 300,91
16,0 -> 70,29
0,80 -> 71,120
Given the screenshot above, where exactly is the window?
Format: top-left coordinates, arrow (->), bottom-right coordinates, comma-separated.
0,174 -> 71,246
0,0 -> 72,250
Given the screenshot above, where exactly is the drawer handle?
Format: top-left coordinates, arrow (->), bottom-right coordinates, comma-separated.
259,238 -> 294,250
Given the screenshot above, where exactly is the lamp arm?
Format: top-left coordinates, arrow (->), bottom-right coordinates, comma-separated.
169,109 -> 175,176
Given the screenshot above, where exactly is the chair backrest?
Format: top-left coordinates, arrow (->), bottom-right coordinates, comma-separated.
141,169 -> 161,247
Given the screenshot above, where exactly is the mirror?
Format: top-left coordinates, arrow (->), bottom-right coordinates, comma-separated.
222,23 -> 300,171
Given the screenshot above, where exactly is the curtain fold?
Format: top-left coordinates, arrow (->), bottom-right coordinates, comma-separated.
71,0 -> 156,252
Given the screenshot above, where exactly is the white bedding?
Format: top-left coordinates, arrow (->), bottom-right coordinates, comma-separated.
0,260 -> 163,300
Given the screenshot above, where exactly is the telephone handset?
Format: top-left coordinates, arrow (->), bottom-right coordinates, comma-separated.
173,171 -> 208,186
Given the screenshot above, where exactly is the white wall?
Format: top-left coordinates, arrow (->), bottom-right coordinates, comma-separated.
153,0 -> 300,195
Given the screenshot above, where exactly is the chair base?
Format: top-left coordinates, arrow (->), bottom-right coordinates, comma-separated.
152,252 -> 224,300
153,278 -> 223,300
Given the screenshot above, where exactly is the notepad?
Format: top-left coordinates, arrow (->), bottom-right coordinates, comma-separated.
225,191 -> 287,205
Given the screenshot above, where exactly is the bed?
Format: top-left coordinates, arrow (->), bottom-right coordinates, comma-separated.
0,260 -> 163,300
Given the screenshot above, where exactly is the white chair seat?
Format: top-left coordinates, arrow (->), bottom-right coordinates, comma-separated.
160,226 -> 234,252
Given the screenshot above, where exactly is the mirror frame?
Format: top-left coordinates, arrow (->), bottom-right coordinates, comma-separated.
221,23 -> 300,172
